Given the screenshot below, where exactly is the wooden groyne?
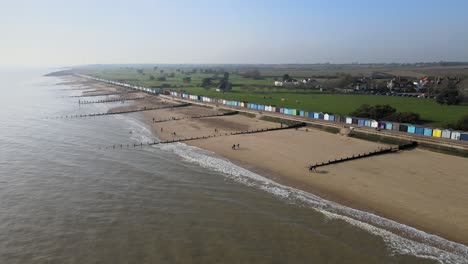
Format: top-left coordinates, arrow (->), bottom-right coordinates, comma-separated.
99,122 -> 306,149
152,111 -> 239,123
69,91 -> 139,98
78,96 -> 147,105
309,141 -> 417,171
46,103 -> 191,119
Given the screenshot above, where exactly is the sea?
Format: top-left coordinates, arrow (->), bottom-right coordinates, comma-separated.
0,68 -> 466,264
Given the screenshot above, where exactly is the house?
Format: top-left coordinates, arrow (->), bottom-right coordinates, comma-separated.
283,79 -> 300,87
387,77 -> 416,92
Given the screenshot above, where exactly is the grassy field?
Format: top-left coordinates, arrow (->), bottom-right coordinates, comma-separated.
179,87 -> 468,127
78,66 -> 468,128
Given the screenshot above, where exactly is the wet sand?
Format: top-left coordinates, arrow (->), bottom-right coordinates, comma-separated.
75,77 -> 468,246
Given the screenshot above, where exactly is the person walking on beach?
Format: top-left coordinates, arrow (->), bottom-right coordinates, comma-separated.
232,144 -> 236,150
237,144 -> 240,149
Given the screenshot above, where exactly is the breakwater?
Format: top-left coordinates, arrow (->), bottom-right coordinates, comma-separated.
78,96 -> 147,105
152,111 -> 239,123
309,141 -> 417,171
45,103 -> 191,119
69,91 -> 139,98
99,122 -> 306,150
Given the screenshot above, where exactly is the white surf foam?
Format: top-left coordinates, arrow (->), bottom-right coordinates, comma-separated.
157,142 -> 468,264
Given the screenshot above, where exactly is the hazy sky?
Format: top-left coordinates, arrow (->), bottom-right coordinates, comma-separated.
1,0 -> 468,66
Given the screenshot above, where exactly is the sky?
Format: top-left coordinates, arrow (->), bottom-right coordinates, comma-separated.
1,0 -> 468,67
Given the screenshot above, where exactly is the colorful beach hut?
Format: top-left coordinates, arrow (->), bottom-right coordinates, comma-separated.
313,113 -> 319,119
460,133 -> 468,141
385,122 -> 393,130
432,129 -> 442,138
345,117 -> 352,124
451,131 -> 461,140
441,130 -> 451,139
423,128 -> 433,136
358,119 -> 365,126
399,124 -> 408,132
415,127 -> 424,135
324,113 -> 330,121
407,125 -> 416,133
364,120 -> 371,127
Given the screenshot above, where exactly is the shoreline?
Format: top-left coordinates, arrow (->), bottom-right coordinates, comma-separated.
68,76 -> 468,249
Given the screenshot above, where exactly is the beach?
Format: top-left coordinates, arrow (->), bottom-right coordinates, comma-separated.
75,76 -> 468,246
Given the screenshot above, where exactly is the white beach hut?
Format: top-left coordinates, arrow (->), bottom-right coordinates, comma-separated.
450,131 -> 461,140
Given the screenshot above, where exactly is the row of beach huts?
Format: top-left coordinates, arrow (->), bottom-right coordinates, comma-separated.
80,75 -> 162,95
78,75 -> 467,142
168,91 -> 468,142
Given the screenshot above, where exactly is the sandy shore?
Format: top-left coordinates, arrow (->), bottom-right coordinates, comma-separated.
72,77 -> 468,246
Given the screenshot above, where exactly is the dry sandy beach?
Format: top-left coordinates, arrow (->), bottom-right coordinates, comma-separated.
74,77 -> 468,246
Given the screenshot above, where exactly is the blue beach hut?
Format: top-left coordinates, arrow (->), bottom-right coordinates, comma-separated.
364,120 -> 371,127
423,128 -> 433,136
407,125 -> 416,133
385,122 -> 393,130
415,127 -> 424,135
460,133 -> 468,141
318,113 -> 324,119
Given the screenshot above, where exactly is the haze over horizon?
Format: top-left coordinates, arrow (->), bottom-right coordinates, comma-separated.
2,0 -> 468,67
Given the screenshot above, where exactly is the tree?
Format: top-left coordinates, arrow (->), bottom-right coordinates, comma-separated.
436,89 -> 462,105
157,76 -> 166,81
282,74 -> 291,82
350,104 -> 420,123
168,73 -> 175,78
201,77 -> 212,87
335,74 -> 355,88
242,69 -> 261,79
153,66 -> 158,71
148,75 -> 155,81
160,70 -> 164,74
137,69 -> 144,75
350,104 -> 396,120
218,78 -> 232,93
386,112 -> 421,123
183,77 -> 191,83
223,72 -> 230,81
450,114 -> 468,131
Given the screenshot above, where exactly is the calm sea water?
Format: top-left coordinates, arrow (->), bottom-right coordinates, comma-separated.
0,69 -> 466,264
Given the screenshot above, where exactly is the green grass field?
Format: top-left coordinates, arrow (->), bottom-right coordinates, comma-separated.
80,67 -> 468,128
179,87 -> 468,127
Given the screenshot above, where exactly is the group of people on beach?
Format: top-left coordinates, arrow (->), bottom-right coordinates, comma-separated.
232,144 -> 240,150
